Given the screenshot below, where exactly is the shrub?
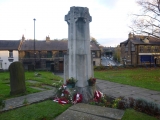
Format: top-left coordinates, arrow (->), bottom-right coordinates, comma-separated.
117,97 -> 160,118
89,94 -> 160,118
94,65 -> 106,71
134,99 -> 160,116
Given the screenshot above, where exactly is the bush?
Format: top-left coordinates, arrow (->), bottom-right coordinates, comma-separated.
94,65 -> 106,71
134,99 -> 160,116
117,97 -> 160,118
89,95 -> 160,118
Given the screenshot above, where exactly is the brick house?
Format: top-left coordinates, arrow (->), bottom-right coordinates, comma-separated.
19,36 -> 101,72
120,33 -> 160,66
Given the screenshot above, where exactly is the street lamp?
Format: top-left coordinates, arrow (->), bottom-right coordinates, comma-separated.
33,18 -> 36,69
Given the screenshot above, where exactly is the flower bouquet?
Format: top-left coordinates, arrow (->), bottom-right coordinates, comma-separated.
53,84 -> 70,104
88,77 -> 96,86
66,77 -> 77,88
73,93 -> 82,104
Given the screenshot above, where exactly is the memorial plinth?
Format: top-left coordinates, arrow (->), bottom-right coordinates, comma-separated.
64,7 -> 94,102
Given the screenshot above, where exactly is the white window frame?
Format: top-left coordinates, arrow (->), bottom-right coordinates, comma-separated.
92,51 -> 96,58
9,50 -> 13,58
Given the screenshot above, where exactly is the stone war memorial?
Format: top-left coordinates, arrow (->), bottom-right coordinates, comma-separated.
64,6 -> 96,102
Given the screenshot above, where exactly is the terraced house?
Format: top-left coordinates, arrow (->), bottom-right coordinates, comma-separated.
120,33 -> 160,66
0,40 -> 21,70
19,36 -> 101,72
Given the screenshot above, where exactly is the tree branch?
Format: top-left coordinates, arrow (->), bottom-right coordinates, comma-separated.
132,14 -> 160,22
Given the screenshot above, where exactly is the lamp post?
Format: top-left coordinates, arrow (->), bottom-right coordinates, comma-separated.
33,18 -> 36,69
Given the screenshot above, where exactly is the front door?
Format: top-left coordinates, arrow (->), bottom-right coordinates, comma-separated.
59,61 -> 63,72
51,64 -> 54,72
155,58 -> 157,65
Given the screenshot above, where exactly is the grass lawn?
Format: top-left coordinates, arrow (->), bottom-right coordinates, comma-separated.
122,109 -> 157,120
0,69 -> 159,119
0,101 -> 157,120
0,71 -> 62,100
0,100 -> 71,120
94,68 -> 160,91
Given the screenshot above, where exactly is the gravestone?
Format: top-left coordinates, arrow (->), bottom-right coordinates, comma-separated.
65,7 -> 94,102
9,62 -> 26,95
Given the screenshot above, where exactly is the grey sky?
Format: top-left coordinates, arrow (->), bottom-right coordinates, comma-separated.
0,0 -> 138,46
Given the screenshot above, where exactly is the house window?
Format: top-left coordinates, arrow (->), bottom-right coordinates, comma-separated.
59,51 -> 63,57
39,51 -> 41,58
131,44 -> 135,51
0,61 -> 2,69
46,61 -> 53,68
93,61 -> 95,66
92,51 -> 96,58
140,46 -> 143,52
9,50 -> 13,58
155,47 -> 158,52
25,52 -> 30,58
47,51 -> 52,58
125,46 -> 128,51
147,46 -> 151,52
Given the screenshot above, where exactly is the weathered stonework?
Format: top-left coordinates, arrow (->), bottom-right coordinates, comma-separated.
65,7 -> 92,86
9,62 -> 26,95
65,7 -> 94,102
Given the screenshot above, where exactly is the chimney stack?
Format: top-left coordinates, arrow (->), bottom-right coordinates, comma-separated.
22,35 -> 25,41
128,32 -> 133,40
46,35 -> 50,41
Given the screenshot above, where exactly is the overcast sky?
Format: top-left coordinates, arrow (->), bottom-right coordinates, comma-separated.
0,0 -> 139,47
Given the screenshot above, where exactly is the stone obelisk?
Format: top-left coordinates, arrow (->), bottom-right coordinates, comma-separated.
65,7 -> 94,102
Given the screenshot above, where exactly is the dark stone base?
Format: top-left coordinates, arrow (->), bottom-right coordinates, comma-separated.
10,88 -> 26,96
75,85 -> 100,103
54,84 -> 101,103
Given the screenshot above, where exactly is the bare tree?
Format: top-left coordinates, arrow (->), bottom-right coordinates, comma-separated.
129,0 -> 160,38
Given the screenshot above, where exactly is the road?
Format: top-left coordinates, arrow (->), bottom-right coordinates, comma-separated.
101,57 -> 117,66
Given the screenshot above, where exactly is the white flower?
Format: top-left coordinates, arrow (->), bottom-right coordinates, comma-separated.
61,93 -> 64,96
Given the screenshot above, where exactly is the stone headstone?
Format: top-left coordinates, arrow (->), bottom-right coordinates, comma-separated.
9,62 -> 26,95
65,7 -> 94,102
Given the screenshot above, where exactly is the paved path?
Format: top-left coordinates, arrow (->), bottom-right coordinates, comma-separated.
55,103 -> 124,120
0,89 -> 56,112
97,79 -> 160,105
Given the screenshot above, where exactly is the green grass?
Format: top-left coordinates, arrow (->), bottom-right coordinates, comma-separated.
0,101 -> 157,120
0,71 -> 62,100
1,69 -> 159,119
122,109 -> 157,120
94,68 -> 160,91
25,71 -> 62,84
0,100 -> 71,120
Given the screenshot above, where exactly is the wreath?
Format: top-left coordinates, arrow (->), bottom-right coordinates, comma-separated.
94,90 -> 103,102
73,93 -> 83,104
